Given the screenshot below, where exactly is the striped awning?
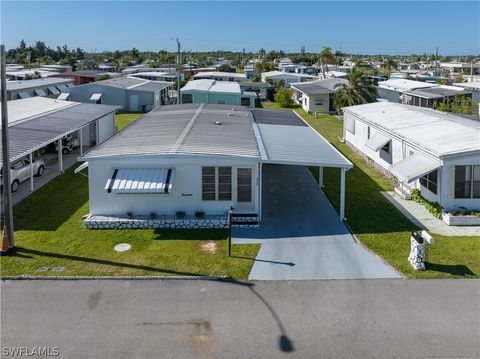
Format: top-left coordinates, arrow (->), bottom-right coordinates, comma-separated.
105,168 -> 174,194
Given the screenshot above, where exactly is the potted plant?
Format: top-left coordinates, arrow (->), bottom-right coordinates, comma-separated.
175,211 -> 186,219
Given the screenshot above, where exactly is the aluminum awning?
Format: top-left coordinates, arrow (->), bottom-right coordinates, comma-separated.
389,154 -> 441,183
48,86 -> 60,95
90,93 -> 103,101
366,133 -> 391,151
66,83 -> 75,88
56,84 -> 68,92
57,92 -> 70,100
105,168 -> 174,194
34,89 -> 47,96
18,91 -> 31,99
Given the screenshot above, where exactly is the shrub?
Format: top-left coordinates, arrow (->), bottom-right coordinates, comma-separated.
274,88 -> 295,108
175,211 -> 186,218
411,189 -> 443,219
195,210 -> 205,219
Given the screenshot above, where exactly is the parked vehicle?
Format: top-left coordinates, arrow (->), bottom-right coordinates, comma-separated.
1,157 -> 46,193
44,135 -> 80,155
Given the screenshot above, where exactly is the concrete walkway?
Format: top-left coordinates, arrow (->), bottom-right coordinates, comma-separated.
381,191 -> 480,237
233,165 -> 401,280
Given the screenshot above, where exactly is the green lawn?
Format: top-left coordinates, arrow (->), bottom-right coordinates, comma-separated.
115,113 -> 144,130
296,108 -> 479,278
0,133 -> 259,278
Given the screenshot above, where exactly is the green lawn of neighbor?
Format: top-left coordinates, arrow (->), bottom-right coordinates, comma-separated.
115,112 -> 144,130
0,118 -> 259,278
296,108 -> 479,279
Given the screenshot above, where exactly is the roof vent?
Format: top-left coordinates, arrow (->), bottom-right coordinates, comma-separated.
215,121 -> 222,125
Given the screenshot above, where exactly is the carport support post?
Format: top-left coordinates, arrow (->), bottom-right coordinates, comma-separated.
79,128 -> 83,156
318,166 -> 323,188
340,167 -> 346,221
57,139 -> 63,173
29,152 -> 34,191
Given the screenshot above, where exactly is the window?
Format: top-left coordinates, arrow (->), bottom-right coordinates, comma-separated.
455,165 -> 480,199
202,167 -> 231,201
420,170 -> 438,195
314,99 -> 325,105
381,141 -> 391,154
240,97 -> 250,106
217,99 -> 226,105
182,93 -> 193,104
237,168 -> 252,202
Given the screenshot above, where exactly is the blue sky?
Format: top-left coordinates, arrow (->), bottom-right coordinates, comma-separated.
1,1 -> 479,54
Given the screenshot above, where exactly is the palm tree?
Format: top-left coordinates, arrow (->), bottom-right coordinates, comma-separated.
333,68 -> 377,113
318,47 -> 335,79
382,58 -> 397,78
130,47 -> 140,64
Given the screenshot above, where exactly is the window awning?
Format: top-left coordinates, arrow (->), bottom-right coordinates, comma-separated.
366,133 -> 391,151
34,89 -> 47,96
56,84 -> 68,92
48,86 -> 60,95
389,154 -> 441,183
66,83 -> 75,88
105,168 -> 174,194
57,92 -> 70,100
90,93 -> 103,101
18,91 -> 31,99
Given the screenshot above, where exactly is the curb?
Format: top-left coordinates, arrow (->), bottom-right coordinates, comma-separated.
2,275 -> 229,281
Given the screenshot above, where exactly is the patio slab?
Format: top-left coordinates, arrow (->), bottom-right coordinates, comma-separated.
381,191 -> 480,237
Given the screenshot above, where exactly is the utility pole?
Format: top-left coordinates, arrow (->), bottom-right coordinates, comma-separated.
1,45 -> 14,250
434,46 -> 439,77
471,60 -> 474,82
176,38 -> 181,104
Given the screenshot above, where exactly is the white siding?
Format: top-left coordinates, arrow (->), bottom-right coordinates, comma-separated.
88,156 -> 260,216
97,113 -> 115,144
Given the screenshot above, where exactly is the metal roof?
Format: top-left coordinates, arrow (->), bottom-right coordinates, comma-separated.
252,108 -> 307,126
377,79 -> 436,91
94,77 -> 172,92
404,86 -> 471,99
290,78 -> 348,95
343,102 -> 480,157
0,102 -> 119,166
253,111 -> 352,168
193,72 -> 246,79
83,104 -> 260,160
181,80 -> 241,94
83,105 -> 352,169
6,77 -> 74,91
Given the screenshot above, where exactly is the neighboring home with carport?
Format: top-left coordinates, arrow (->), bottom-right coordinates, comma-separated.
129,71 -> 176,82
343,101 -> 480,217
0,97 -> 118,196
79,104 -> 352,229
4,78 -> 74,101
454,81 -> 480,114
261,71 -> 317,86
60,77 -> 173,112
290,78 -> 349,114
180,80 -> 256,107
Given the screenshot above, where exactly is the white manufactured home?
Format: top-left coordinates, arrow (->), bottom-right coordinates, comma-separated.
343,102 -> 480,214
80,104 -> 352,229
290,78 -> 348,114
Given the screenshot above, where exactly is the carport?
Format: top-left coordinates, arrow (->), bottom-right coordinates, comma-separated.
0,98 -> 118,199
252,109 -> 352,220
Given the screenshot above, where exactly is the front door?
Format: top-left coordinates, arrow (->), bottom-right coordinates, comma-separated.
234,167 -> 254,212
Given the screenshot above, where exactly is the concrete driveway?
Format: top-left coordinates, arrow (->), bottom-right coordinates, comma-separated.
233,165 -> 401,280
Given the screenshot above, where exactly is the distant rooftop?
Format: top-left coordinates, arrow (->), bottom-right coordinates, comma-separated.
88,77 -> 173,92
5,77 -> 74,91
377,78 -> 436,91
290,78 -> 349,95
193,71 -> 246,79
181,79 -> 241,94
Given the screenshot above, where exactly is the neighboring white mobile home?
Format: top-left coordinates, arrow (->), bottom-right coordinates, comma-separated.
290,78 -> 348,114
343,102 -> 480,214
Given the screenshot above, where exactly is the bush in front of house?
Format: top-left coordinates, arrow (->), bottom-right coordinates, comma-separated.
411,189 -> 443,219
274,88 -> 295,108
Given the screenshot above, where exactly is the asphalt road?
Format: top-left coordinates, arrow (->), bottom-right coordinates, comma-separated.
1,279 -> 479,359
